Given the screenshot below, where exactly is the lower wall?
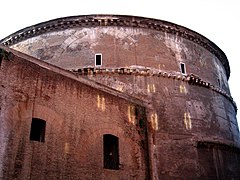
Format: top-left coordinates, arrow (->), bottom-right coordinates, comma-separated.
0,48 -> 240,180
197,142 -> 240,179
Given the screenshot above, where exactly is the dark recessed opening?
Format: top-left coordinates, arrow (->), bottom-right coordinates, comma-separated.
95,54 -> 102,66
30,118 -> 46,142
180,63 -> 186,74
103,134 -> 119,170
217,78 -> 221,87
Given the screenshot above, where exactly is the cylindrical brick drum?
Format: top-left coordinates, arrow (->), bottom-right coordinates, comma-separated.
1,15 -> 239,179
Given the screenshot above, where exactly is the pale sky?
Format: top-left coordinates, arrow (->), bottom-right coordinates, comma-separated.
0,0 -> 239,125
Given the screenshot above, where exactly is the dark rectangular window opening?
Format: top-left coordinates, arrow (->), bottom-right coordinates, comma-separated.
95,54 -> 102,66
180,62 -> 186,74
30,118 -> 46,142
217,78 -> 221,87
103,134 -> 119,170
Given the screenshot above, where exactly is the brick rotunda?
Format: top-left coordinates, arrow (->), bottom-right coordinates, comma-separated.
0,15 -> 239,179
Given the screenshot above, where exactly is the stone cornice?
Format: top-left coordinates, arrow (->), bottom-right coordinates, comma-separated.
0,14 -> 230,79
71,66 -> 237,113
0,46 -> 237,112
0,47 -> 146,107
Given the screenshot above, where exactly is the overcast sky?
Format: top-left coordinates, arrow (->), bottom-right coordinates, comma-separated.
0,0 -> 239,125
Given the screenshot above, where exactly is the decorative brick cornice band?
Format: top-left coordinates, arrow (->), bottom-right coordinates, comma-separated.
0,47 -> 237,112
197,141 -> 240,153
0,15 -> 230,79
71,66 -> 237,112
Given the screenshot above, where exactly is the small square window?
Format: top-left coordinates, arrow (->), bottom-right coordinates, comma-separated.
30,118 -> 46,142
95,54 -> 102,66
180,62 -> 186,74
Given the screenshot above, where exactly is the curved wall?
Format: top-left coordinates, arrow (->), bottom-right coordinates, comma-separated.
0,15 -> 230,84
0,15 -> 239,179
9,26 -> 229,92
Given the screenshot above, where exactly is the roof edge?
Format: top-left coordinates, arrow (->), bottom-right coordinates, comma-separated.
0,14 -> 230,79
0,45 -> 148,107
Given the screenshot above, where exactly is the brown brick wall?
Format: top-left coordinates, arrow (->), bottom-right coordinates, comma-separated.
0,52 -> 149,179
10,27 -> 229,93
0,14 -> 239,179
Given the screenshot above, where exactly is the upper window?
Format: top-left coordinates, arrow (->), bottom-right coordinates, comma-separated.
30,118 -> 46,142
180,62 -> 186,74
217,78 -> 221,87
95,53 -> 102,66
103,134 -> 119,170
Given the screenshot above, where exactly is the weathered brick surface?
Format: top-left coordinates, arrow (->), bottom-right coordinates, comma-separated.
8,27 -> 230,93
0,15 -> 240,179
0,50 -> 149,179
